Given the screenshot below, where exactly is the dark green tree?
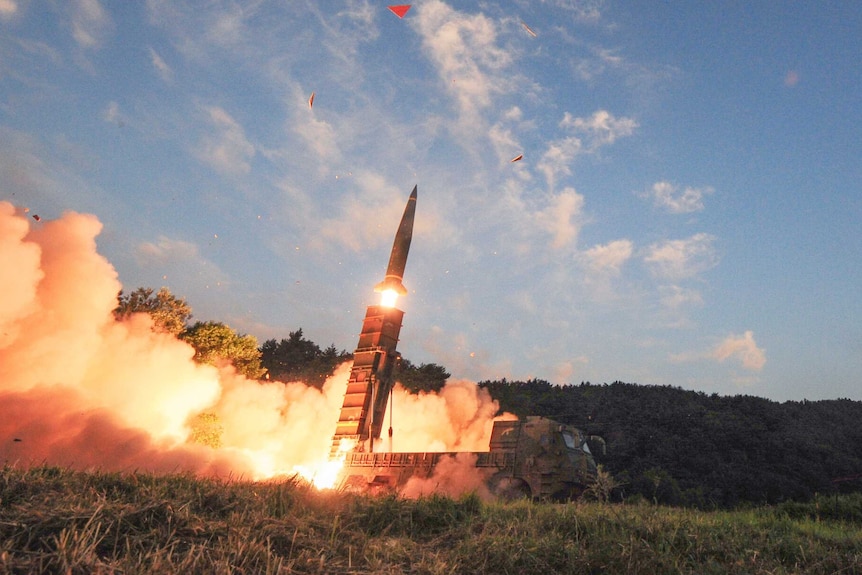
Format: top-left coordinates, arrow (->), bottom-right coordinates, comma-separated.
114,286 -> 192,335
396,360 -> 450,394
260,329 -> 349,387
181,321 -> 265,379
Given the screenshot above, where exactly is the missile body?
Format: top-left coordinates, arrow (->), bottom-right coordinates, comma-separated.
374,185 -> 417,296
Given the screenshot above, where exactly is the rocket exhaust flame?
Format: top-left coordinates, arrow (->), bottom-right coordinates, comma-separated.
0,200 -> 508,499
379,288 -> 399,308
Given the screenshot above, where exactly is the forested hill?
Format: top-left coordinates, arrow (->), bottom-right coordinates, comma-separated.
479,379 -> 862,508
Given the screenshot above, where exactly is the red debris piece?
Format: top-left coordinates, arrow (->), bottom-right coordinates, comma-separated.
388,5 -> 411,18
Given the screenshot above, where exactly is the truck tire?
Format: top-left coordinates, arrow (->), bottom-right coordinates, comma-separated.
490,475 -> 532,501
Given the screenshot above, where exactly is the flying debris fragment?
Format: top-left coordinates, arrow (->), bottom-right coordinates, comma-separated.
308,91 -> 315,109
521,21 -> 537,37
32,214 -> 41,222
510,154 -> 523,163
388,5 -> 411,18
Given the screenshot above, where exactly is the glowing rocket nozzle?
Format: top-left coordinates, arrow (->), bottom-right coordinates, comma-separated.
374,276 -> 408,296
374,185 -> 416,299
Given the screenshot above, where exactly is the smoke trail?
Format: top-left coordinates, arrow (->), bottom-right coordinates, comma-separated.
1,202 -> 511,488
0,202 -> 343,476
399,452 -> 494,500
383,380 -> 517,453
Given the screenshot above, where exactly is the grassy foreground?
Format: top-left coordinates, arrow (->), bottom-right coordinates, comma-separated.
1,466 -> 860,574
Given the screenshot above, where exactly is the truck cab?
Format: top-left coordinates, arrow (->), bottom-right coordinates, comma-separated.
483,416 -> 598,500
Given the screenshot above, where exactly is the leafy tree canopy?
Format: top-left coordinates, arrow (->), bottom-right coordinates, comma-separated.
114,287 -> 192,335
397,360 -> 450,394
181,321 -> 265,380
259,329 -> 350,387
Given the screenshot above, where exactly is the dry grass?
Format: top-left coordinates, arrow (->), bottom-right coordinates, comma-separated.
1,465 -> 860,574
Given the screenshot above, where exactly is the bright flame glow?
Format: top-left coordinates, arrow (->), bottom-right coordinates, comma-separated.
380,289 -> 399,307
292,438 -> 357,489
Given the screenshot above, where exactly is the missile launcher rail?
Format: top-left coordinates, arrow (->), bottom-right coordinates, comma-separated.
328,185 -> 599,500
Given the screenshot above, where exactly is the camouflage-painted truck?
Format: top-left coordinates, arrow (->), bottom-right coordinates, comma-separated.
337,415 -> 598,500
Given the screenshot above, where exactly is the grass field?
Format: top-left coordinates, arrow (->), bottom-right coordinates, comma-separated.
1,465 -> 860,574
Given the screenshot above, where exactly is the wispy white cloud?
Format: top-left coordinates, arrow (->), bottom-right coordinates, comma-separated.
195,106 -> 255,176
712,330 -> 766,371
659,284 -> 703,310
533,187 -> 585,250
415,1 -> 514,125
645,181 -> 713,214
70,0 -> 111,48
670,330 -> 766,373
312,174 -> 461,256
644,233 -> 718,281
293,111 -> 341,165
655,284 -> 704,328
134,236 -> 229,295
538,110 -> 637,189
488,106 -> 536,171
546,0 -> 605,22
136,236 -> 199,264
100,101 -> 129,129
559,109 -> 638,147
0,0 -> 18,20
551,356 -> 590,384
582,239 -> 633,275
536,136 -> 583,190
149,47 -> 173,82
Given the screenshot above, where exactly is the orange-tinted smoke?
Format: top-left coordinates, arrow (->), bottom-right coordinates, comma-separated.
0,202 -> 512,491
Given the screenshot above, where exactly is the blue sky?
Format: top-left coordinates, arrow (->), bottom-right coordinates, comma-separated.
2,0 -> 860,401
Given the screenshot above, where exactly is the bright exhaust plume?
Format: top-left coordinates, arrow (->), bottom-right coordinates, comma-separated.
0,202 -> 508,495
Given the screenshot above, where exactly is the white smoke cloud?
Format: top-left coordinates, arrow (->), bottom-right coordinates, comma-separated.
400,452 -> 493,500
1,203 -> 509,492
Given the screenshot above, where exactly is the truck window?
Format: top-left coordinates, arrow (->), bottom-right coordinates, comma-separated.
561,430 -> 576,449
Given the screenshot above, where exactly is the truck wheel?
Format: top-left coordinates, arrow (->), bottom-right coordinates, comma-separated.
491,476 -> 532,501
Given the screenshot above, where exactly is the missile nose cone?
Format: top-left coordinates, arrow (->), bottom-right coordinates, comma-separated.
375,186 -> 417,296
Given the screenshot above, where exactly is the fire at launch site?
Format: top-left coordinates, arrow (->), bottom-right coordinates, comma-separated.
0,191 -> 524,499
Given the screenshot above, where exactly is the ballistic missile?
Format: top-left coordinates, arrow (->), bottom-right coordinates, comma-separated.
374,185 -> 417,296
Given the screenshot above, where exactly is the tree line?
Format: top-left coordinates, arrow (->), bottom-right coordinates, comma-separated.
117,287 -> 862,508
480,378 -> 862,508
114,287 -> 449,390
